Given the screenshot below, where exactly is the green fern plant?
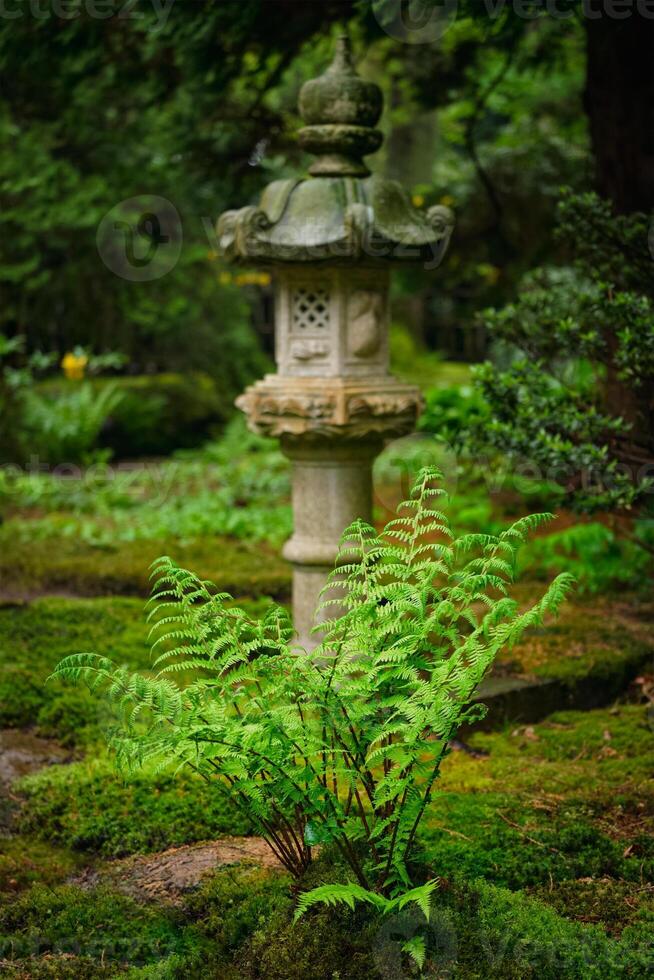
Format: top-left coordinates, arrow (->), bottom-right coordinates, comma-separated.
51,467 -> 573,967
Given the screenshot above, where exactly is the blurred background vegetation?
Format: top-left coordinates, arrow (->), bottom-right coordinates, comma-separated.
0,0 -> 652,553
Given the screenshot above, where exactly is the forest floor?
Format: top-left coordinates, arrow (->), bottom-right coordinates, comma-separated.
0,408 -> 653,977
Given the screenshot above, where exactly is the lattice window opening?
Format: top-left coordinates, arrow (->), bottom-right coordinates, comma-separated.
292,287 -> 330,330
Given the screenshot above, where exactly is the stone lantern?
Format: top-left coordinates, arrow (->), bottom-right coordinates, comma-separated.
218,36 -> 454,645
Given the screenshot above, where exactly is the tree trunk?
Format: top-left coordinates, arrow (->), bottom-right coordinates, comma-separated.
584,11 -> 654,214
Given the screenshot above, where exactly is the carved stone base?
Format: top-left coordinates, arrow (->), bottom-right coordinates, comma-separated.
236,374 -> 422,441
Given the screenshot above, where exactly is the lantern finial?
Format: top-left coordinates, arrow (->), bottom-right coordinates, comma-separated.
297,35 -> 384,177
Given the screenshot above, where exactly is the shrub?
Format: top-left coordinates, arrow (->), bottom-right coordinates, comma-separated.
35,372 -> 227,459
53,467 -> 573,967
23,380 -> 123,465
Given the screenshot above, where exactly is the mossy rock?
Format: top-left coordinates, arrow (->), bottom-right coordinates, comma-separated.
422,705 -> 654,901
0,594 -> 280,746
473,591 -> 654,729
18,755 -> 252,858
503,591 -> 654,686
0,535 -> 290,602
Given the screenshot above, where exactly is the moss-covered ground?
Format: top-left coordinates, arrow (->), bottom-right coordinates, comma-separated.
1,409 -> 652,977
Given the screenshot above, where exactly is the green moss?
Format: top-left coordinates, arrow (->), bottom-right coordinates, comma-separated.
420,706 -> 654,910
0,534 -> 290,602
500,593 -> 654,686
531,878 -> 654,938
0,838 -> 82,895
194,872 -> 654,979
17,755 -> 252,857
436,877 -> 654,978
0,884 -> 197,967
0,597 -> 150,744
2,858 -> 651,978
237,907 -> 380,980
0,955 -> 117,979
186,865 -> 292,956
0,594 -> 281,747
454,704 -> 654,787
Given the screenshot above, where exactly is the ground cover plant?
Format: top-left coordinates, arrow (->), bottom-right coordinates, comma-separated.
3,706 -> 652,978
53,467 -> 573,967
0,417 -> 291,550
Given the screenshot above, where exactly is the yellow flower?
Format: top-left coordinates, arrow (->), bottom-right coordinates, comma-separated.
412,193 -> 425,208
476,263 -> 501,286
439,194 -> 455,208
61,352 -> 88,381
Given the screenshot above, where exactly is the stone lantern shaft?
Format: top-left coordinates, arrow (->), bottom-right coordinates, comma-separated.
218,36 -> 454,646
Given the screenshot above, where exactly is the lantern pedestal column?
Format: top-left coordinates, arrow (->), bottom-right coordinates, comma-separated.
281,437 -> 381,646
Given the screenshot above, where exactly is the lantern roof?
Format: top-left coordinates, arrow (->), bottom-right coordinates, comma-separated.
217,36 -> 454,267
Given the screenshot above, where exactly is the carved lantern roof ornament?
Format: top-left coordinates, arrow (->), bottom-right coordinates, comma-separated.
217,36 -> 454,266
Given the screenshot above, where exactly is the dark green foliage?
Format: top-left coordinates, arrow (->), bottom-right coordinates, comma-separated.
419,383 -> 488,444
520,522 -> 654,595
0,2 -> 344,398
38,372 -> 229,458
187,866 -> 292,956
22,381 -> 124,466
0,335 -> 129,466
18,757 -> 252,857
462,191 -> 654,514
